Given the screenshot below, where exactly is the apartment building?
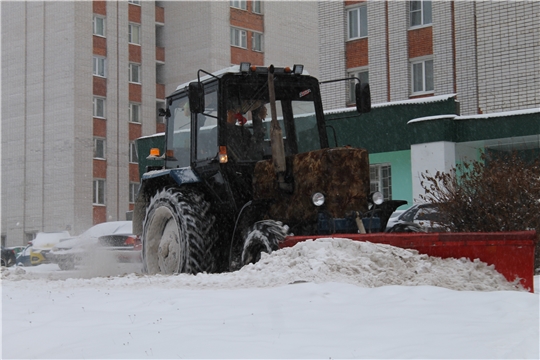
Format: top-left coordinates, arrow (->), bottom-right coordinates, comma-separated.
318,0 -> 539,203
320,0 -> 539,115
1,1 -> 319,246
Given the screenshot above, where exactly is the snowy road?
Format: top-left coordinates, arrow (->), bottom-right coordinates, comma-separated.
2,238 -> 539,359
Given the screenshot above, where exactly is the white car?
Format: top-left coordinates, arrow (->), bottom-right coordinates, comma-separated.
47,221 -> 140,270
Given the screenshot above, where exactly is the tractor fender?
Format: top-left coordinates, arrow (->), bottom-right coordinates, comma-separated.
133,168 -> 201,236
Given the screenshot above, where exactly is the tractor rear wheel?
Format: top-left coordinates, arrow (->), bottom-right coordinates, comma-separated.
241,220 -> 289,265
142,188 -> 218,275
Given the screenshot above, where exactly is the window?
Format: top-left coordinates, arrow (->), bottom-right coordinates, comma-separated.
129,142 -> 138,163
129,183 -> 139,203
370,164 -> 392,201
93,15 -> 105,36
129,63 -> 141,83
128,0 -> 140,4
93,56 -> 106,77
252,32 -> 263,52
253,1 -> 262,14
348,69 -> 369,104
410,0 -> 432,27
128,23 -> 141,45
93,179 -> 106,205
93,97 -> 106,118
347,6 -> 368,40
230,0 -> 247,10
94,138 -> 106,159
411,58 -> 434,94
129,103 -> 141,123
230,28 -> 247,48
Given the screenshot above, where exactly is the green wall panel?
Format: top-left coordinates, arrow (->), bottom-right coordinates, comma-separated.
370,150 -> 413,208
325,97 -> 457,153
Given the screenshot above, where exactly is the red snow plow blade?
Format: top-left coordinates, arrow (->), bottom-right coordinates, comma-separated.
281,231 -> 537,292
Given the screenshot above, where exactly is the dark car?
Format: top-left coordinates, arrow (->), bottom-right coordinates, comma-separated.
386,203 -> 444,233
98,222 -> 141,263
1,246 -> 17,267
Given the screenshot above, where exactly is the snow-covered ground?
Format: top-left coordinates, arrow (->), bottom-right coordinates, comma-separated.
2,238 -> 539,359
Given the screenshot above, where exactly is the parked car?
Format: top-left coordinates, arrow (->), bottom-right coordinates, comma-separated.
47,221 -> 140,270
1,246 -> 17,267
29,231 -> 71,266
98,222 -> 141,263
386,203 -> 444,232
7,246 -> 26,258
16,244 -> 33,266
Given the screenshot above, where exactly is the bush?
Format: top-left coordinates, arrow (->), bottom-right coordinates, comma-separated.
419,152 -> 540,272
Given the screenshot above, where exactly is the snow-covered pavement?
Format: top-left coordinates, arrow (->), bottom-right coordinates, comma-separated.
2,238 -> 539,359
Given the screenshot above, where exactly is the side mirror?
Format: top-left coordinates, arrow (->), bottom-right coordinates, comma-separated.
158,108 -> 170,117
188,82 -> 205,113
355,83 -> 371,113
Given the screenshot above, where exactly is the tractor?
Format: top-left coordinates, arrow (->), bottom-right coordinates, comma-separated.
133,63 -> 405,275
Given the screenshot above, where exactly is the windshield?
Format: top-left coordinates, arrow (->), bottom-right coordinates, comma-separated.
166,96 -> 191,168
166,90 -> 219,168
224,76 -> 321,162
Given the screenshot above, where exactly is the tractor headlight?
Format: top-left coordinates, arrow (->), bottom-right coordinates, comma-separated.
312,192 -> 325,207
369,191 -> 384,205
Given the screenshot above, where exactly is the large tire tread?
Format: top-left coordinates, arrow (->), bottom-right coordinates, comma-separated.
142,187 -> 218,274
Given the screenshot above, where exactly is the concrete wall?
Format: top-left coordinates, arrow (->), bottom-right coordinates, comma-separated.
1,1 -> 93,245
265,1 -> 319,79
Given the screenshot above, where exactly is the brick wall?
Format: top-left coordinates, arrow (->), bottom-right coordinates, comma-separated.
318,1 -> 347,110
475,1 -> 540,113
387,1 -> 409,101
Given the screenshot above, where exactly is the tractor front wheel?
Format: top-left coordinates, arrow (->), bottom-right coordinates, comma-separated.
241,220 -> 289,265
142,188 -> 218,275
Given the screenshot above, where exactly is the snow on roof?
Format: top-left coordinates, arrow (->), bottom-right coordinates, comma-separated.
174,65 -> 311,92
175,65 -> 241,91
407,114 -> 457,124
136,132 -> 165,140
324,94 -> 457,115
454,107 -> 540,120
407,107 -> 540,124
32,231 -> 71,249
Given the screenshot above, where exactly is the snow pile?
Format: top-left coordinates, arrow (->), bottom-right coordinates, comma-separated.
2,238 -> 523,292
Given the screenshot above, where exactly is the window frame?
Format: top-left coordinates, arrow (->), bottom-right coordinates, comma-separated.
129,142 -> 138,164
410,57 -> 434,95
93,179 -> 106,205
93,138 -> 106,159
93,56 -> 106,78
129,63 -> 141,84
129,182 -> 139,204
128,0 -> 141,5
347,5 -> 368,40
93,15 -> 106,37
129,103 -> 141,123
230,27 -> 247,49
370,163 -> 392,201
230,0 -> 247,10
409,0 -> 432,28
252,32 -> 264,52
347,67 -> 369,104
252,0 -> 262,14
93,97 -> 106,118
128,23 -> 141,45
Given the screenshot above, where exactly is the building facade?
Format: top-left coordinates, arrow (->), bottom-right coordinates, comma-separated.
1,0 -> 319,246
2,0 -> 538,246
318,0 -> 539,204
